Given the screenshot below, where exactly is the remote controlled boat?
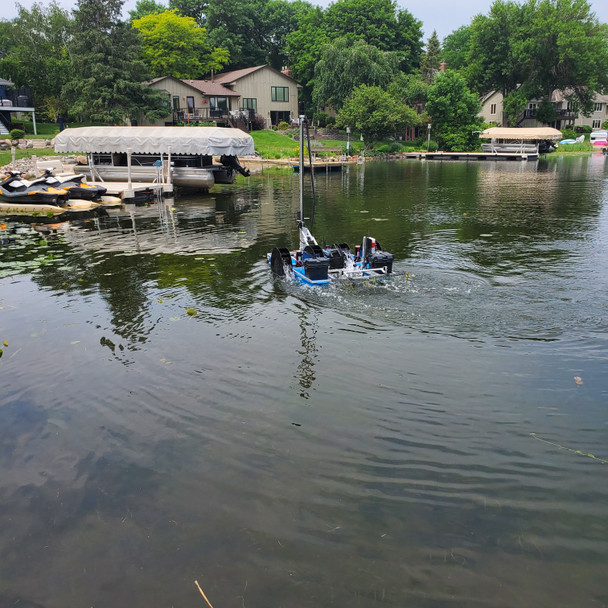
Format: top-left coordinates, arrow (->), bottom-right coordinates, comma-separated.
267,116 -> 393,286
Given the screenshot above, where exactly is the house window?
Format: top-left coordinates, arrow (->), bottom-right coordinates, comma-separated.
592,119 -> 601,129
242,98 -> 257,112
594,102 -> 603,112
210,97 -> 228,111
271,86 -> 289,102
528,103 -> 537,110
186,96 -> 195,114
490,103 -> 497,115
172,96 -> 180,111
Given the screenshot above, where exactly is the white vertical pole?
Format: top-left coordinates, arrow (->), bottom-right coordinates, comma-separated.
167,145 -> 172,188
127,147 -> 132,189
299,115 -> 304,220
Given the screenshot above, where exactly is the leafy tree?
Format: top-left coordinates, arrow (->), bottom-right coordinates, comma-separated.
64,0 -> 168,124
465,0 -> 608,125
465,1 -> 532,100
133,10 -> 229,78
523,0 -> 608,115
168,0 -> 207,24
336,84 -> 421,148
420,30 -> 441,84
129,0 -> 168,21
441,25 -> 472,71
312,38 -> 399,111
205,0 -> 268,69
0,2 -> 73,113
261,0 -> 313,70
284,5 -> 328,108
323,0 -> 423,71
388,72 -> 429,107
425,70 -> 483,151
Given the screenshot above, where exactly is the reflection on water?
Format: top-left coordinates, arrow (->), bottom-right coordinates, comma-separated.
1,155 -> 608,608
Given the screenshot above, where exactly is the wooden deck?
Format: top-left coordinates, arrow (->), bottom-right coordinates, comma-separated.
404,151 -> 539,161
86,180 -> 173,200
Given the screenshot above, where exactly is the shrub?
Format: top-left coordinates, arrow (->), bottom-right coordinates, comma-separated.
249,114 -> 266,130
561,128 -> 576,140
277,121 -> 289,131
313,111 -> 330,127
10,129 -> 25,140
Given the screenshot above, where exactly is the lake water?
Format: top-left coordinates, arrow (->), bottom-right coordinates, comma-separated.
1,155 -> 607,608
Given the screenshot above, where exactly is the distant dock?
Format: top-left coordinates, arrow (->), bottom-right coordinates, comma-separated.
404,151 -> 539,161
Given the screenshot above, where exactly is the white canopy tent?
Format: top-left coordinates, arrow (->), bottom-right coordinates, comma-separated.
54,126 -> 255,156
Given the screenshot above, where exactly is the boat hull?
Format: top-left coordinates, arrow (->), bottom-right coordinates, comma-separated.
76,165 -> 216,189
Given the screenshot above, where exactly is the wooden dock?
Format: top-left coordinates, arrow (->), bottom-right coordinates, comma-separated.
86,180 -> 173,200
404,151 -> 539,161
293,162 -> 345,173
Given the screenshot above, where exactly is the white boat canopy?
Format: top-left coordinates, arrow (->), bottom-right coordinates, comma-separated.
54,126 -> 255,156
479,127 -> 563,141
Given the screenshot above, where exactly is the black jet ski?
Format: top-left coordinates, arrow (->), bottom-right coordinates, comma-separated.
0,172 -> 69,206
28,169 -> 107,201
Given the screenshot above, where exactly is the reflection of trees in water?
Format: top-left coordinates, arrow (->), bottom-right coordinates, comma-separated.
295,308 -> 319,400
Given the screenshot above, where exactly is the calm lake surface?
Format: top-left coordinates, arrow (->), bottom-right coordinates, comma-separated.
1,155 -> 607,608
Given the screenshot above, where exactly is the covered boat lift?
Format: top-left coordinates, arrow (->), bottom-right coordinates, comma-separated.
53,126 -> 255,196
478,126 -> 563,154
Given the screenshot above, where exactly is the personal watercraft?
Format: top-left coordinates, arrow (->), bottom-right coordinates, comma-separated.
0,172 -> 69,206
267,116 -> 393,285
28,169 -> 108,201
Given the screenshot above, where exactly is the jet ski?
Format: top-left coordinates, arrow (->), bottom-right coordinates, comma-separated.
0,171 -> 69,206
28,169 -> 107,201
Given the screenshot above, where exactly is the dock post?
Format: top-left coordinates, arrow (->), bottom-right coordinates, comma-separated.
167,145 -> 172,190
127,148 -> 132,189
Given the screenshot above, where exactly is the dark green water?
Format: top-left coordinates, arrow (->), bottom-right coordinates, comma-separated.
1,155 -> 607,608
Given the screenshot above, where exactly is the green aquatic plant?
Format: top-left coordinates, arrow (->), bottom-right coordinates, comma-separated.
0,339 -> 7,358
530,432 -> 607,464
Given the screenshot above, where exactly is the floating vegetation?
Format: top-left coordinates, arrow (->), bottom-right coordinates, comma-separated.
0,339 -> 6,358
186,308 -> 197,316
530,432 -> 608,464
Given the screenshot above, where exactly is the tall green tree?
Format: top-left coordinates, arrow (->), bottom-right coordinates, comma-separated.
261,0 -> 312,70
133,10 -> 229,78
312,38 -> 399,111
465,0 -> 608,125
388,72 -> 429,107
64,0 -> 168,124
129,0 -> 168,21
323,0 -> 422,71
420,30 -> 441,83
205,0 -> 268,68
524,0 -> 608,115
284,5 -> 328,108
441,25 -> 472,71
168,0 -> 207,24
425,69 -> 483,151
0,1 -> 73,113
336,84 -> 421,148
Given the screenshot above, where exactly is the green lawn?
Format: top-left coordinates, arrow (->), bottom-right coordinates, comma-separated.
0,147 -> 70,167
250,130 -> 300,158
